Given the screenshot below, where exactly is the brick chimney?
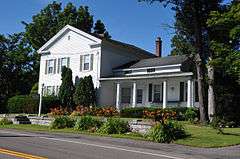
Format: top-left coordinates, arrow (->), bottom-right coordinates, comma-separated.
155,37 -> 162,57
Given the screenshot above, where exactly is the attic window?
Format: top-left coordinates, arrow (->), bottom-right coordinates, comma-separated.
68,35 -> 71,40
147,68 -> 155,73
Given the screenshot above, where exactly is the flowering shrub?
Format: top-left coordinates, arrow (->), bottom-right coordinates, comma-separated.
143,109 -> 177,123
94,107 -> 119,117
48,107 -> 69,117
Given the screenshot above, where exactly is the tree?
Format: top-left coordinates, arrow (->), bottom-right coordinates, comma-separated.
58,67 -> 74,109
141,0 -> 222,122
0,33 -> 33,112
73,75 -> 96,107
207,2 -> 240,123
94,20 -> 111,39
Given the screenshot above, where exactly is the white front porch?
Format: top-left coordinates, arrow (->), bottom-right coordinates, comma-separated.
98,74 -> 198,110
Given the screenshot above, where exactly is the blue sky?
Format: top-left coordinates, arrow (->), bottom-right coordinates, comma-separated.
0,0 -> 175,56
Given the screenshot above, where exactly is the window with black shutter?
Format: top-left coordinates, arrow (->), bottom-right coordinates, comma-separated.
180,82 -> 184,102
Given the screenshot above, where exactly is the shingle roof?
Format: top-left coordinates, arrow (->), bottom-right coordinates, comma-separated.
114,55 -> 188,69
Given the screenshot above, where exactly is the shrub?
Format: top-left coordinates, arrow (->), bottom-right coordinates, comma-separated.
50,116 -> 75,129
48,107 -> 69,117
42,96 -> 60,113
146,120 -> 186,143
94,107 -> 118,117
210,116 -> 225,134
184,108 -> 198,122
7,95 -> 38,113
98,118 -> 130,134
70,106 -> 92,116
143,109 -> 177,122
120,107 -> 145,118
0,118 -> 13,125
74,116 -> 103,132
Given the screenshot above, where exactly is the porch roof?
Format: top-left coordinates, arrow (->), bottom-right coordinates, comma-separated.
100,72 -> 193,81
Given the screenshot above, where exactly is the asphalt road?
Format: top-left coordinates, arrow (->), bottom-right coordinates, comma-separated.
0,129 -> 239,159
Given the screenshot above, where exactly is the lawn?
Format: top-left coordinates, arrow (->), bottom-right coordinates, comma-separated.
0,122 -> 240,148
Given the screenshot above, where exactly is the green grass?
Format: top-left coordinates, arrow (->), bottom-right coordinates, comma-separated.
0,122 -> 240,148
175,122 -> 240,147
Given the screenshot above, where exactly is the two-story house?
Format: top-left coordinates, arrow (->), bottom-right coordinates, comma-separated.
38,25 -> 198,110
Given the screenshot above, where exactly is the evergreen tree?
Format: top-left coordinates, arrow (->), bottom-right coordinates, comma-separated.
73,75 -> 96,107
58,67 -> 74,109
94,20 -> 111,39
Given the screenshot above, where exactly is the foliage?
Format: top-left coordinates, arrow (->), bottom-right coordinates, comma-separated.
143,108 -> 177,122
210,116 -> 225,134
120,107 -> 145,118
74,116 -> 103,132
70,106 -> 92,116
98,118 -> 130,134
48,107 -> 69,117
42,96 -> 60,113
50,116 -> 75,129
73,76 -> 96,107
58,67 -> 74,109
93,20 -> 111,39
7,95 -> 38,113
0,118 -> 13,125
184,108 -> 198,122
93,107 -> 118,117
30,83 -> 38,95
0,33 -> 34,113
146,120 -> 186,143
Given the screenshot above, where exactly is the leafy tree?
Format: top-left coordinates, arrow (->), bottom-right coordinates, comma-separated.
58,67 -> 74,109
141,0 -> 222,122
0,33 -> 33,112
207,2 -> 240,124
73,75 -> 96,107
94,20 -> 111,39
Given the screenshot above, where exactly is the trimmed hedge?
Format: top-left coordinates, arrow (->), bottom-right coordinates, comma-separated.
7,95 -> 60,114
7,95 -> 38,113
120,107 -> 199,121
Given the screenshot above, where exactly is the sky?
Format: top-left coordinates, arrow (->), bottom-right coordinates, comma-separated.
0,0 -> 176,56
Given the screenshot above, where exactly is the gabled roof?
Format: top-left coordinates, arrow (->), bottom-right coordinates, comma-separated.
37,25 -> 155,58
37,25 -> 102,53
114,55 -> 189,70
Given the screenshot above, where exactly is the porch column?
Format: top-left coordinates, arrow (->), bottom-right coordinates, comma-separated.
163,80 -> 167,109
187,79 -> 193,107
116,82 -> 121,111
132,82 -> 137,108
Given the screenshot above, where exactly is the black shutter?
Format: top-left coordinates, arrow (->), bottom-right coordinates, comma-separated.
180,82 -> 184,102
195,81 -> 199,102
148,84 -> 152,102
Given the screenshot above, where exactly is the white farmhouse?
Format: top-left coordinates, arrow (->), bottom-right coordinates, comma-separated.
38,25 -> 198,110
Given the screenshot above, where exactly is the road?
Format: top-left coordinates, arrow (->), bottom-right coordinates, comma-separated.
0,129 -> 239,159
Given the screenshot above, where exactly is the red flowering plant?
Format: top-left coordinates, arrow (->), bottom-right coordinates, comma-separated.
48,106 -> 69,117
70,105 -> 93,117
93,107 -> 119,117
143,108 -> 177,124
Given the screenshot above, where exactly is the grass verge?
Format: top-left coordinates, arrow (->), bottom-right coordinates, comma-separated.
0,122 -> 240,148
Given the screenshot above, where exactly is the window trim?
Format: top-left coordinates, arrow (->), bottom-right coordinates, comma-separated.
82,54 -> 91,71
153,84 -> 161,103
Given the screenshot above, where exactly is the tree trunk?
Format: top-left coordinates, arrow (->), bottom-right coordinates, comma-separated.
196,54 -> 208,123
207,59 -> 216,121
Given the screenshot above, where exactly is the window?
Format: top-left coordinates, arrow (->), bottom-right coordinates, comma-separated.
121,88 -> 131,104
47,60 -> 54,74
61,58 -> 68,71
153,85 -> 161,103
148,84 -> 152,102
179,82 -> 184,102
83,54 -> 90,71
137,89 -> 143,104
147,68 -> 155,73
46,86 -> 52,95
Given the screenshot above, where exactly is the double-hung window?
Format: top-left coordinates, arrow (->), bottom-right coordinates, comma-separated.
83,54 -> 90,71
121,88 -> 131,104
61,57 -> 68,71
153,85 -> 161,103
47,60 -> 54,74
